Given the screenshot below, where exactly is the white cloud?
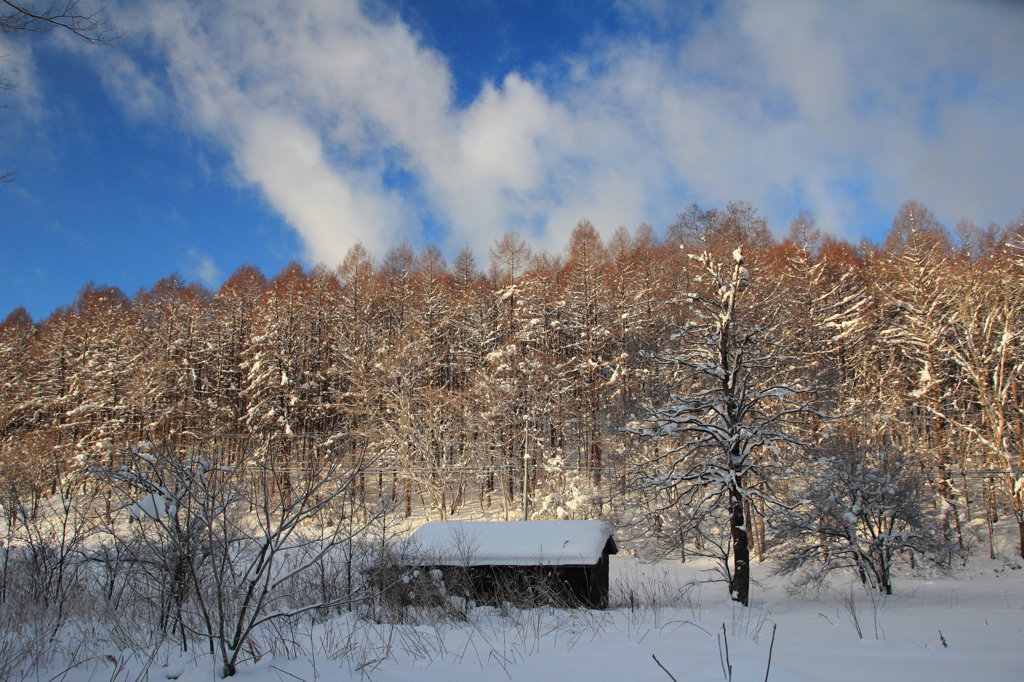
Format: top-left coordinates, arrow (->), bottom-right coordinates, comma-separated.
0,34 -> 44,119
89,0 -> 1024,261
89,48 -> 166,122
183,248 -> 221,288
572,0 -> 1024,239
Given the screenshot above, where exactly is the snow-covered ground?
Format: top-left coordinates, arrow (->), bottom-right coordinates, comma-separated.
54,547 -> 1022,682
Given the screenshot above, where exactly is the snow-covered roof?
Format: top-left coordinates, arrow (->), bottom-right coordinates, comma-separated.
409,520 -> 618,567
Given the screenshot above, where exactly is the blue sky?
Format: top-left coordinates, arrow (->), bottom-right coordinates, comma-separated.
2,0 -> 1023,321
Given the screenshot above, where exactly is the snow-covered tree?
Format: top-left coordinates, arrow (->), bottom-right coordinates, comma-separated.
773,439 -> 948,594
876,204 -> 965,545
335,243 -> 384,452
489,229 -> 532,347
208,265 -> 267,431
130,277 -> 214,438
605,224 -> 669,409
60,285 -> 138,459
630,246 -> 819,606
242,263 -> 344,437
929,241 -> 1024,557
561,220 -> 614,486
448,246 -> 490,392
0,308 -> 37,443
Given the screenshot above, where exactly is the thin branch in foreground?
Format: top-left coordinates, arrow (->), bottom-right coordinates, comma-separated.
651,654 -> 678,682
764,622 -> 777,682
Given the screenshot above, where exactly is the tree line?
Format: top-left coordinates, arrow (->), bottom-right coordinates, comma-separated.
1,199 -> 1022,564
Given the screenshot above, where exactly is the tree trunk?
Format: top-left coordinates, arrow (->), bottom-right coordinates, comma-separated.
881,547 -> 893,595
404,478 -> 412,517
729,484 -> 749,606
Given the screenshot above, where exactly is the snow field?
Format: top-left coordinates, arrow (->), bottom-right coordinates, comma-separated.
63,553 -> 1021,682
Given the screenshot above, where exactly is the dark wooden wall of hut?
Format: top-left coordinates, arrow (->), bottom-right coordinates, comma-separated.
432,542 -> 613,609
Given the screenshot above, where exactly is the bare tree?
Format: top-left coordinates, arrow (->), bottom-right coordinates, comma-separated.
1,0 -> 117,42
95,438 -> 376,677
1,0 -> 119,180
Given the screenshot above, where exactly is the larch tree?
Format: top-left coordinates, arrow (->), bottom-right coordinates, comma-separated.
131,277 -> 214,438
931,241 -> 1024,557
489,229 -> 532,347
375,241 -> 428,498
0,307 -> 35,442
809,237 -> 872,409
336,243 -> 383,454
877,203 -> 963,544
60,285 -> 137,461
480,231 -> 535,516
0,307 -> 40,507
777,212 -> 825,371
605,224 -> 667,411
300,264 -> 345,433
562,220 -> 614,488
242,263 -> 320,438
209,265 -> 267,432
776,217 -> 873,435
13,305 -> 76,494
386,246 -> 477,521
449,246 -> 489,393
515,251 -> 585,518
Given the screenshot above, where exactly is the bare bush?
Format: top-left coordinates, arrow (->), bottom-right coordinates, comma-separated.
93,439 -> 379,677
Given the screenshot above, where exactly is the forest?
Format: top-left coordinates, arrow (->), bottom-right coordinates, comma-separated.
1,199 -> 1023,676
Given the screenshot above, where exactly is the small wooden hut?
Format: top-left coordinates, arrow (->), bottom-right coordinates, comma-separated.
409,520 -> 618,609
